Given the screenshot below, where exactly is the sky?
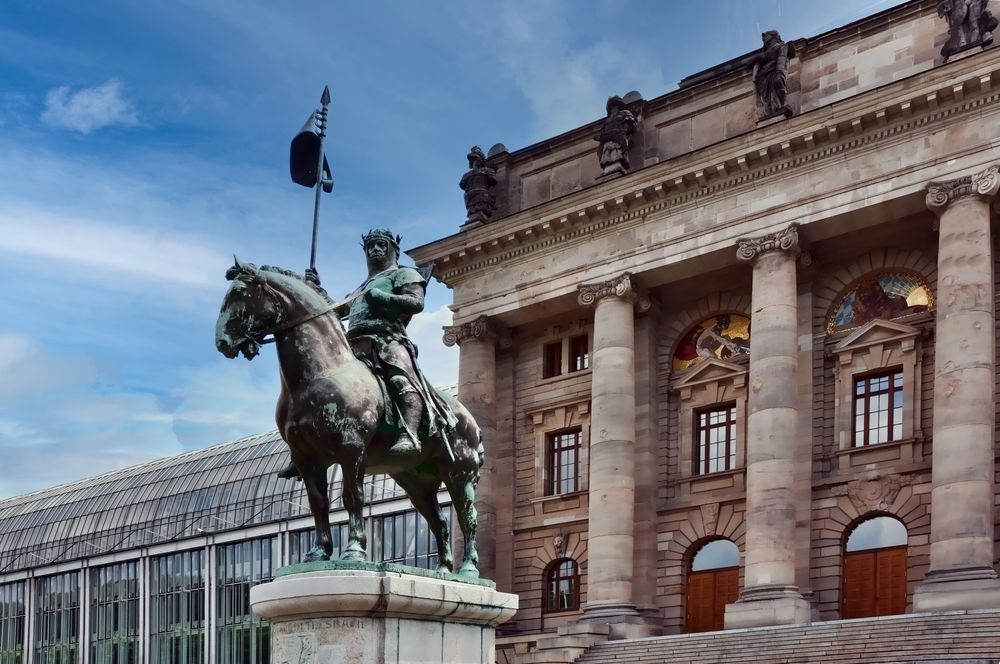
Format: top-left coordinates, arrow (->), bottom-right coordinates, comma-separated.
0,0 -> 900,497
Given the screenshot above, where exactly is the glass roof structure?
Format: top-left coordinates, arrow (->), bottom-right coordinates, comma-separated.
0,430 -> 405,574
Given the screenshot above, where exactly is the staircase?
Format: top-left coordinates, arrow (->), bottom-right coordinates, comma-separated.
575,610 -> 1000,664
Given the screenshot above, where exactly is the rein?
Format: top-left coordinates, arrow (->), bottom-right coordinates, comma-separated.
258,302 -> 339,344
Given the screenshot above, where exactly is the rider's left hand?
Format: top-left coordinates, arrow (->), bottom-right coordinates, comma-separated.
365,288 -> 390,305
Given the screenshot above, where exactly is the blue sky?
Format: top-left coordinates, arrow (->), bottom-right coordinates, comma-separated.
0,0 -> 898,497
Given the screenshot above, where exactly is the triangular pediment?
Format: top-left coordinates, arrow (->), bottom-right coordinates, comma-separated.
674,357 -> 748,388
835,318 -> 920,353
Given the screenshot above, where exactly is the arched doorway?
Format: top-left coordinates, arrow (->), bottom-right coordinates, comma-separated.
842,515 -> 908,618
686,539 -> 740,633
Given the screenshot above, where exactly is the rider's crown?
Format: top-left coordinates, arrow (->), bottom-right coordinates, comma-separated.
361,229 -> 401,252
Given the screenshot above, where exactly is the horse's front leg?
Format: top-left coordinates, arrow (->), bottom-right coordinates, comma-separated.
339,440 -> 368,561
445,473 -> 480,578
301,465 -> 332,562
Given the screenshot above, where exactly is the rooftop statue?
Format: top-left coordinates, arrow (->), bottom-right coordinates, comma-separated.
753,30 -> 796,121
938,0 -> 997,58
595,95 -> 638,178
214,231 -> 484,577
459,146 -> 497,225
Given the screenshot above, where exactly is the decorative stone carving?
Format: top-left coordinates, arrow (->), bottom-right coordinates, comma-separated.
831,474 -> 914,513
459,146 -> 497,225
701,503 -> 720,536
926,164 -> 1000,212
736,223 -> 801,263
937,0 -> 998,59
578,272 -> 651,311
595,95 -> 638,179
553,533 -> 566,556
753,31 -> 796,121
442,314 -> 508,348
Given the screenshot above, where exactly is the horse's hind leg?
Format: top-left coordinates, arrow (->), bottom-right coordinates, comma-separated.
301,465 -> 332,561
391,472 -> 452,573
444,472 -> 479,578
339,442 -> 368,561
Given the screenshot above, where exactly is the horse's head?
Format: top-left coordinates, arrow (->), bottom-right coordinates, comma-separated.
215,259 -> 281,360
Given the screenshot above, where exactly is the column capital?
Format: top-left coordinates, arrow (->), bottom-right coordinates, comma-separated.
442,315 -> 509,348
736,223 -> 801,263
578,272 -> 651,311
926,164 -> 1000,214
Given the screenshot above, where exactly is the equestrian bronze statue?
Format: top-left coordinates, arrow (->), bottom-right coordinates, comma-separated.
214,230 -> 484,577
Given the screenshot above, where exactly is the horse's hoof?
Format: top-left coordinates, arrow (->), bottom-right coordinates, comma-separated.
457,561 -> 480,578
303,547 -> 330,562
339,548 -> 366,562
435,564 -> 452,575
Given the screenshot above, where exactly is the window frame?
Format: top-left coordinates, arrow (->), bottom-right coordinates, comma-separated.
543,558 -> 581,614
545,428 -> 583,496
693,402 -> 738,475
851,368 -> 904,447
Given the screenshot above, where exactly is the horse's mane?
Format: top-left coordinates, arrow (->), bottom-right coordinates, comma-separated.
259,264 -> 336,306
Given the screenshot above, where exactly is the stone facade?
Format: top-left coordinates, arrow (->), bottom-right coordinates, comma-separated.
408,0 -> 1000,660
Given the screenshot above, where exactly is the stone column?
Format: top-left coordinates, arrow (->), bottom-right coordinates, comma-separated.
443,315 -> 505,582
725,224 -> 811,629
577,273 -> 649,629
914,164 -> 1000,611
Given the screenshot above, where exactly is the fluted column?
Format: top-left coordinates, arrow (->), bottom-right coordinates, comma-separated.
725,224 -> 811,629
914,164 -> 1000,611
443,315 -> 505,581
577,273 -> 648,623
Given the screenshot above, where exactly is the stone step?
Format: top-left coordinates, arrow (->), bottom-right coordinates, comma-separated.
574,611 -> 1000,664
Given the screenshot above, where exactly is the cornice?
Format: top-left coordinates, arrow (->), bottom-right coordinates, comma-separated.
408,50 -> 1000,285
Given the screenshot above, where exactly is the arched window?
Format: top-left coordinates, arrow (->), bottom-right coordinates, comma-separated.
842,516 -> 908,619
686,539 -> 740,633
543,558 -> 580,613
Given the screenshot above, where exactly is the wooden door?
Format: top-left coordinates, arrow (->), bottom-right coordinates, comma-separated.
842,546 -> 906,618
686,566 -> 739,633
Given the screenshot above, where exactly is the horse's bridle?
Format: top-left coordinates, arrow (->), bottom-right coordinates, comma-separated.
236,274 -> 338,346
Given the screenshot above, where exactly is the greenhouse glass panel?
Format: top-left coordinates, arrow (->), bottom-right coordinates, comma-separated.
0,582 -> 24,664
216,537 -> 275,664
90,560 -> 140,664
33,571 -> 79,663
150,549 -> 205,664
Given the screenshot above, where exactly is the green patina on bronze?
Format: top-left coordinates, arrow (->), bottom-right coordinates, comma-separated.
275,560 -> 496,588
214,230 -> 485,579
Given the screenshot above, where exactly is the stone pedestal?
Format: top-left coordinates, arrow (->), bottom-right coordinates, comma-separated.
914,164 -> 1000,611
726,225 -> 810,629
251,562 -> 518,664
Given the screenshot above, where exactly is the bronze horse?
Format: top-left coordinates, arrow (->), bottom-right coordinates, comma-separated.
215,260 -> 483,576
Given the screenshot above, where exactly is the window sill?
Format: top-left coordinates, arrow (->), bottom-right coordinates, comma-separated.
531,490 -> 587,505
539,368 -> 592,386
835,437 -> 921,469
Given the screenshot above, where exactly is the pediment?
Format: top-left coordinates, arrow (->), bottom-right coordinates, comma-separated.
674,357 -> 748,389
834,318 -> 920,353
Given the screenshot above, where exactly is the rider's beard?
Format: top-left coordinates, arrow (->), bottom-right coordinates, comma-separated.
366,250 -> 396,275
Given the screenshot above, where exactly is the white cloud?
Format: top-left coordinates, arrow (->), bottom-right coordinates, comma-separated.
496,2 -> 666,137
41,79 -> 138,134
0,206 -> 227,289
408,303 -> 459,388
0,335 -> 185,497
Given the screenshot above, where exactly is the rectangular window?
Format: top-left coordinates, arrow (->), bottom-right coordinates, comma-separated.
150,549 -> 205,664
91,561 -> 140,664
569,335 -> 589,372
695,404 -> 737,475
370,508 -> 450,569
853,369 -> 904,446
542,341 -> 563,378
216,537 -> 275,664
0,582 -> 24,664
34,572 -> 79,663
546,429 -> 582,495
